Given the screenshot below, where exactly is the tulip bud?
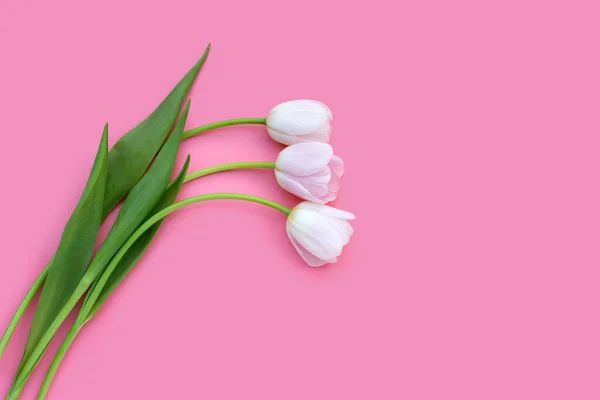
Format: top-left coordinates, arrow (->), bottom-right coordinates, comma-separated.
286,202 -> 355,267
275,142 -> 344,204
266,100 -> 332,145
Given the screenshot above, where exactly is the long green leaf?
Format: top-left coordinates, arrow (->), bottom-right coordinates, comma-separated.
9,102 -> 192,396
95,101 -> 190,266
85,156 -> 191,320
102,44 -> 210,218
0,45 -> 210,360
36,158 -> 191,399
19,125 -> 108,367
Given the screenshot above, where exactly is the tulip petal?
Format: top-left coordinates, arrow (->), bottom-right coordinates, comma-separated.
276,142 -> 333,176
267,127 -> 302,146
275,171 -> 324,203
288,209 -> 345,260
267,125 -> 331,145
267,100 -> 332,136
326,218 -> 354,245
296,202 -> 356,220
286,231 -> 328,267
293,168 -> 331,198
299,123 -> 331,143
329,155 -> 345,178
328,170 -> 341,192
321,193 -> 336,203
321,172 -> 340,203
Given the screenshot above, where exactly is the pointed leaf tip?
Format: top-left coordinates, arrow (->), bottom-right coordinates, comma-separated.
101,49 -> 208,218
17,127 -> 108,372
181,100 -> 192,119
84,152 -> 192,320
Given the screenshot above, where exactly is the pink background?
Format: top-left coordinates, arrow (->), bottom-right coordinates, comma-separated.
1,0 -> 599,399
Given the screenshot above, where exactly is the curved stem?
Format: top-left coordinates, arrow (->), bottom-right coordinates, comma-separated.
80,193 -> 289,319
34,193 -> 290,399
0,261 -> 50,358
36,324 -> 80,400
184,162 -> 275,183
182,118 -> 266,139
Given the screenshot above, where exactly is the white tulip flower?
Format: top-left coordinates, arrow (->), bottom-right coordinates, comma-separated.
275,142 -> 344,204
286,202 -> 355,267
266,100 -> 332,145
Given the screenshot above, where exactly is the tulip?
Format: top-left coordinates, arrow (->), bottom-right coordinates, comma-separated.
286,202 -> 355,267
266,100 -> 332,145
274,142 -> 344,204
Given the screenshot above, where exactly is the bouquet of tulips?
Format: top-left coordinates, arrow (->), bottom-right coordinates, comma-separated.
0,44 -> 355,399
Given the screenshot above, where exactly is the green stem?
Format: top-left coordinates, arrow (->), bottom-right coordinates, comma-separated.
81,193 -> 290,317
11,192 -> 289,393
3,160 -> 279,398
182,118 -> 266,139
0,261 -> 50,358
0,120 -> 267,361
36,324 -> 80,400
34,193 -> 290,399
6,388 -> 20,400
184,162 -> 275,183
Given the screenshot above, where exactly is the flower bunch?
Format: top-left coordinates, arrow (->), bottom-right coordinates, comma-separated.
0,45 -> 355,399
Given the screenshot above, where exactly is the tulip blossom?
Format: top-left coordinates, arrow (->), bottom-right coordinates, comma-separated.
274,142 -> 344,204
266,100 -> 332,145
286,202 -> 355,267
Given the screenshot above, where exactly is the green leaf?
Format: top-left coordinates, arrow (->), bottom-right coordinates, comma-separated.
10,102 -> 193,394
102,44 -> 210,218
97,101 -> 190,264
85,156 -> 191,320
35,159 -> 191,399
0,45 -> 210,361
19,125 -> 108,367
14,43 -> 207,369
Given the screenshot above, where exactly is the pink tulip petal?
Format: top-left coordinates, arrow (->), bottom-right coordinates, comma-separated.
266,127 -> 303,146
296,202 -> 356,220
320,173 -> 341,203
328,170 -> 341,192
288,210 -> 345,260
328,155 -> 345,178
326,218 -> 354,245
298,123 -> 331,143
267,100 -> 332,135
292,168 -> 331,198
276,142 -> 333,176
275,171 -> 324,203
278,125 -> 331,144
287,231 -> 328,267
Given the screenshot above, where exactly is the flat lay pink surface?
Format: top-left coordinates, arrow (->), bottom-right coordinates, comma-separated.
1,0 -> 599,399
